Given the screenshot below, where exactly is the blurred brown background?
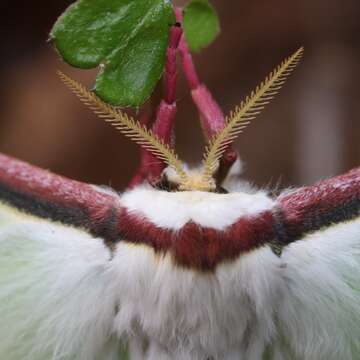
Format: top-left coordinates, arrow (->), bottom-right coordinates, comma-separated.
0,0 -> 359,191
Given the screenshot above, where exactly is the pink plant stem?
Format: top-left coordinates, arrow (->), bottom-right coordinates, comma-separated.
128,24 -> 182,188
176,8 -> 238,183
128,111 -> 153,188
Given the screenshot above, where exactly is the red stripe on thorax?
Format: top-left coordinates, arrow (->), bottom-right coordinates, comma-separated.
118,209 -> 275,270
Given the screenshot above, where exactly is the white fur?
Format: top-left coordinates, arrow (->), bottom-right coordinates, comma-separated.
0,203 -> 124,360
113,216 -> 360,359
111,242 -> 283,359
121,185 -> 274,230
1,186 -> 360,359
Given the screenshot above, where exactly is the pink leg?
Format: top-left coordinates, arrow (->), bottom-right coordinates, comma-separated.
128,110 -> 154,188
176,8 -> 238,184
128,24 -> 182,188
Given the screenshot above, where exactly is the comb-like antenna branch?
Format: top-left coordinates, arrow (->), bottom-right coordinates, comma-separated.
202,47 -> 304,183
58,71 -> 188,183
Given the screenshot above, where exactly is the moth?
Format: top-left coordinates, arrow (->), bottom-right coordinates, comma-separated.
0,44 -> 359,360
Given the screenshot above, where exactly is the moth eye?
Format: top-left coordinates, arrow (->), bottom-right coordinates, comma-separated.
152,175 -> 180,192
215,186 -> 229,194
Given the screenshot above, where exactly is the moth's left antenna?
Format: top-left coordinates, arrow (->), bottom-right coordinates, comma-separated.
58,71 -> 188,184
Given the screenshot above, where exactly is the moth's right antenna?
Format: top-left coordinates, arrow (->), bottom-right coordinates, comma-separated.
201,47 -> 304,184
58,72 -> 188,184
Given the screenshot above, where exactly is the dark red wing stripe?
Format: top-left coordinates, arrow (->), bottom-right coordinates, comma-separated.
0,153 -> 121,244
1,152 -> 358,269
0,180 -> 90,227
277,167 -> 360,244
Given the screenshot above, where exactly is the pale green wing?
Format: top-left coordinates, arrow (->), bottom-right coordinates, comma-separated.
269,217 -> 360,360
0,203 -> 128,360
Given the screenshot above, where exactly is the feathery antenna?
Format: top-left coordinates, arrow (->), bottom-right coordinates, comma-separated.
58,71 -> 188,183
201,47 -> 304,184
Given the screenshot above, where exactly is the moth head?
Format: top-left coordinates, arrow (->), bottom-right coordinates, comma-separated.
162,165 -> 217,192
59,47 -> 303,193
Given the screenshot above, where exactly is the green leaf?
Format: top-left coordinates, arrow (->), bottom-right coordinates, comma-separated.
51,0 -> 175,107
183,0 -> 220,53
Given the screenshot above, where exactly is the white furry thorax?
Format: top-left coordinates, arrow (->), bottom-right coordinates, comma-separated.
110,183 -> 279,358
